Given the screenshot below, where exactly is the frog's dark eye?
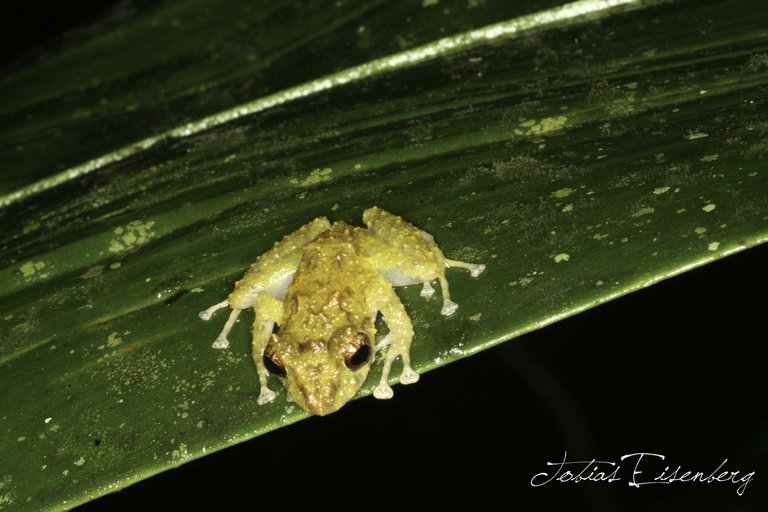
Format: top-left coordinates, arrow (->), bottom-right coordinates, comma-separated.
344,333 -> 371,370
263,344 -> 286,377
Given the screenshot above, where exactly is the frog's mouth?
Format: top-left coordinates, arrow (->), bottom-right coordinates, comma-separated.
290,378 -> 340,416
286,360 -> 372,416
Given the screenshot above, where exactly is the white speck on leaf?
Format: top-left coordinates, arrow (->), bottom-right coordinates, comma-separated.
632,206 -> 655,217
291,167 -> 333,187
551,187 -> 574,198
554,253 -> 570,263
109,220 -> 155,253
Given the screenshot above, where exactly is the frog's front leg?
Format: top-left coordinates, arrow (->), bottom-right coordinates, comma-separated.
250,292 -> 284,405
198,216 -> 330,348
362,206 -> 485,316
371,276 -> 419,400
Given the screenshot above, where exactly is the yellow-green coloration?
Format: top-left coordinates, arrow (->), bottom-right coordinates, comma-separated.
199,207 -> 485,416
19,261 -> 47,281
108,220 -> 156,253
106,332 -> 123,348
515,116 -> 568,136
0,475 -> 12,507
551,187 -> 574,198
685,131 -> 709,140
632,206 -> 655,217
290,167 -> 334,187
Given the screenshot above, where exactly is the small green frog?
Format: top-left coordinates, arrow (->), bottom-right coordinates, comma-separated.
199,207 -> 484,416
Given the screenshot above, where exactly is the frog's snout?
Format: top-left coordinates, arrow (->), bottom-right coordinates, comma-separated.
303,388 -> 340,416
307,400 -> 340,416
294,375 -> 341,416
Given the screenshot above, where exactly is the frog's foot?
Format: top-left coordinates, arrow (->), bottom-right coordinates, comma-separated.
199,299 -> 229,321
399,365 -> 420,385
446,259 -> 486,277
374,382 -> 394,399
373,342 -> 418,398
441,299 -> 458,316
420,280 -> 435,298
437,260 -> 485,316
209,308 -> 242,349
212,335 -> 230,349
257,387 -> 276,405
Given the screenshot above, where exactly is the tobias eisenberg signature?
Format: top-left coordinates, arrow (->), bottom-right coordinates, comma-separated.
530,451 -> 754,496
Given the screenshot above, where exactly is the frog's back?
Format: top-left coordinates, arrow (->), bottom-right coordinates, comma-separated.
281,222 -> 378,336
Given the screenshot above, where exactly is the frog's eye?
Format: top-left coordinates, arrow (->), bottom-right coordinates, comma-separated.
263,344 -> 286,377
344,333 -> 371,370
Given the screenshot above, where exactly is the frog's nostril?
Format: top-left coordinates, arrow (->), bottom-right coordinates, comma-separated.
298,339 -> 327,353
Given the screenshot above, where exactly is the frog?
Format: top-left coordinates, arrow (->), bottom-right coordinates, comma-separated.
199,206 -> 485,416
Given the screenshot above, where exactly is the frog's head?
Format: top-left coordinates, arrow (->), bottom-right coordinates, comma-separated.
263,325 -> 374,416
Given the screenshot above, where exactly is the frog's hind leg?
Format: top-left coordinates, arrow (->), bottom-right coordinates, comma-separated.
199,299 -> 229,320
446,259 -> 486,277
371,276 -> 419,400
362,206 -> 485,317
438,259 -> 486,316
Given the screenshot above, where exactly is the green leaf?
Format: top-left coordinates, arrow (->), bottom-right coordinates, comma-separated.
1,0 -> 766,509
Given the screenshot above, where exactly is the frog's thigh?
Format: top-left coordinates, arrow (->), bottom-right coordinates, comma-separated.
363,206 -> 485,316
372,279 -> 419,400
361,206 -> 443,285
251,292 -> 284,405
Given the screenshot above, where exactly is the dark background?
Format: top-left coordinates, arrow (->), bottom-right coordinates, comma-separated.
3,3 -> 766,510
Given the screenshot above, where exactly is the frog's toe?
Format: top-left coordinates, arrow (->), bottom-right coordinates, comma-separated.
257,388 -> 276,405
469,263 -> 486,277
399,367 -> 419,385
212,336 -> 230,349
420,280 -> 435,298
199,299 -> 229,320
374,383 -> 394,399
441,300 -> 458,316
